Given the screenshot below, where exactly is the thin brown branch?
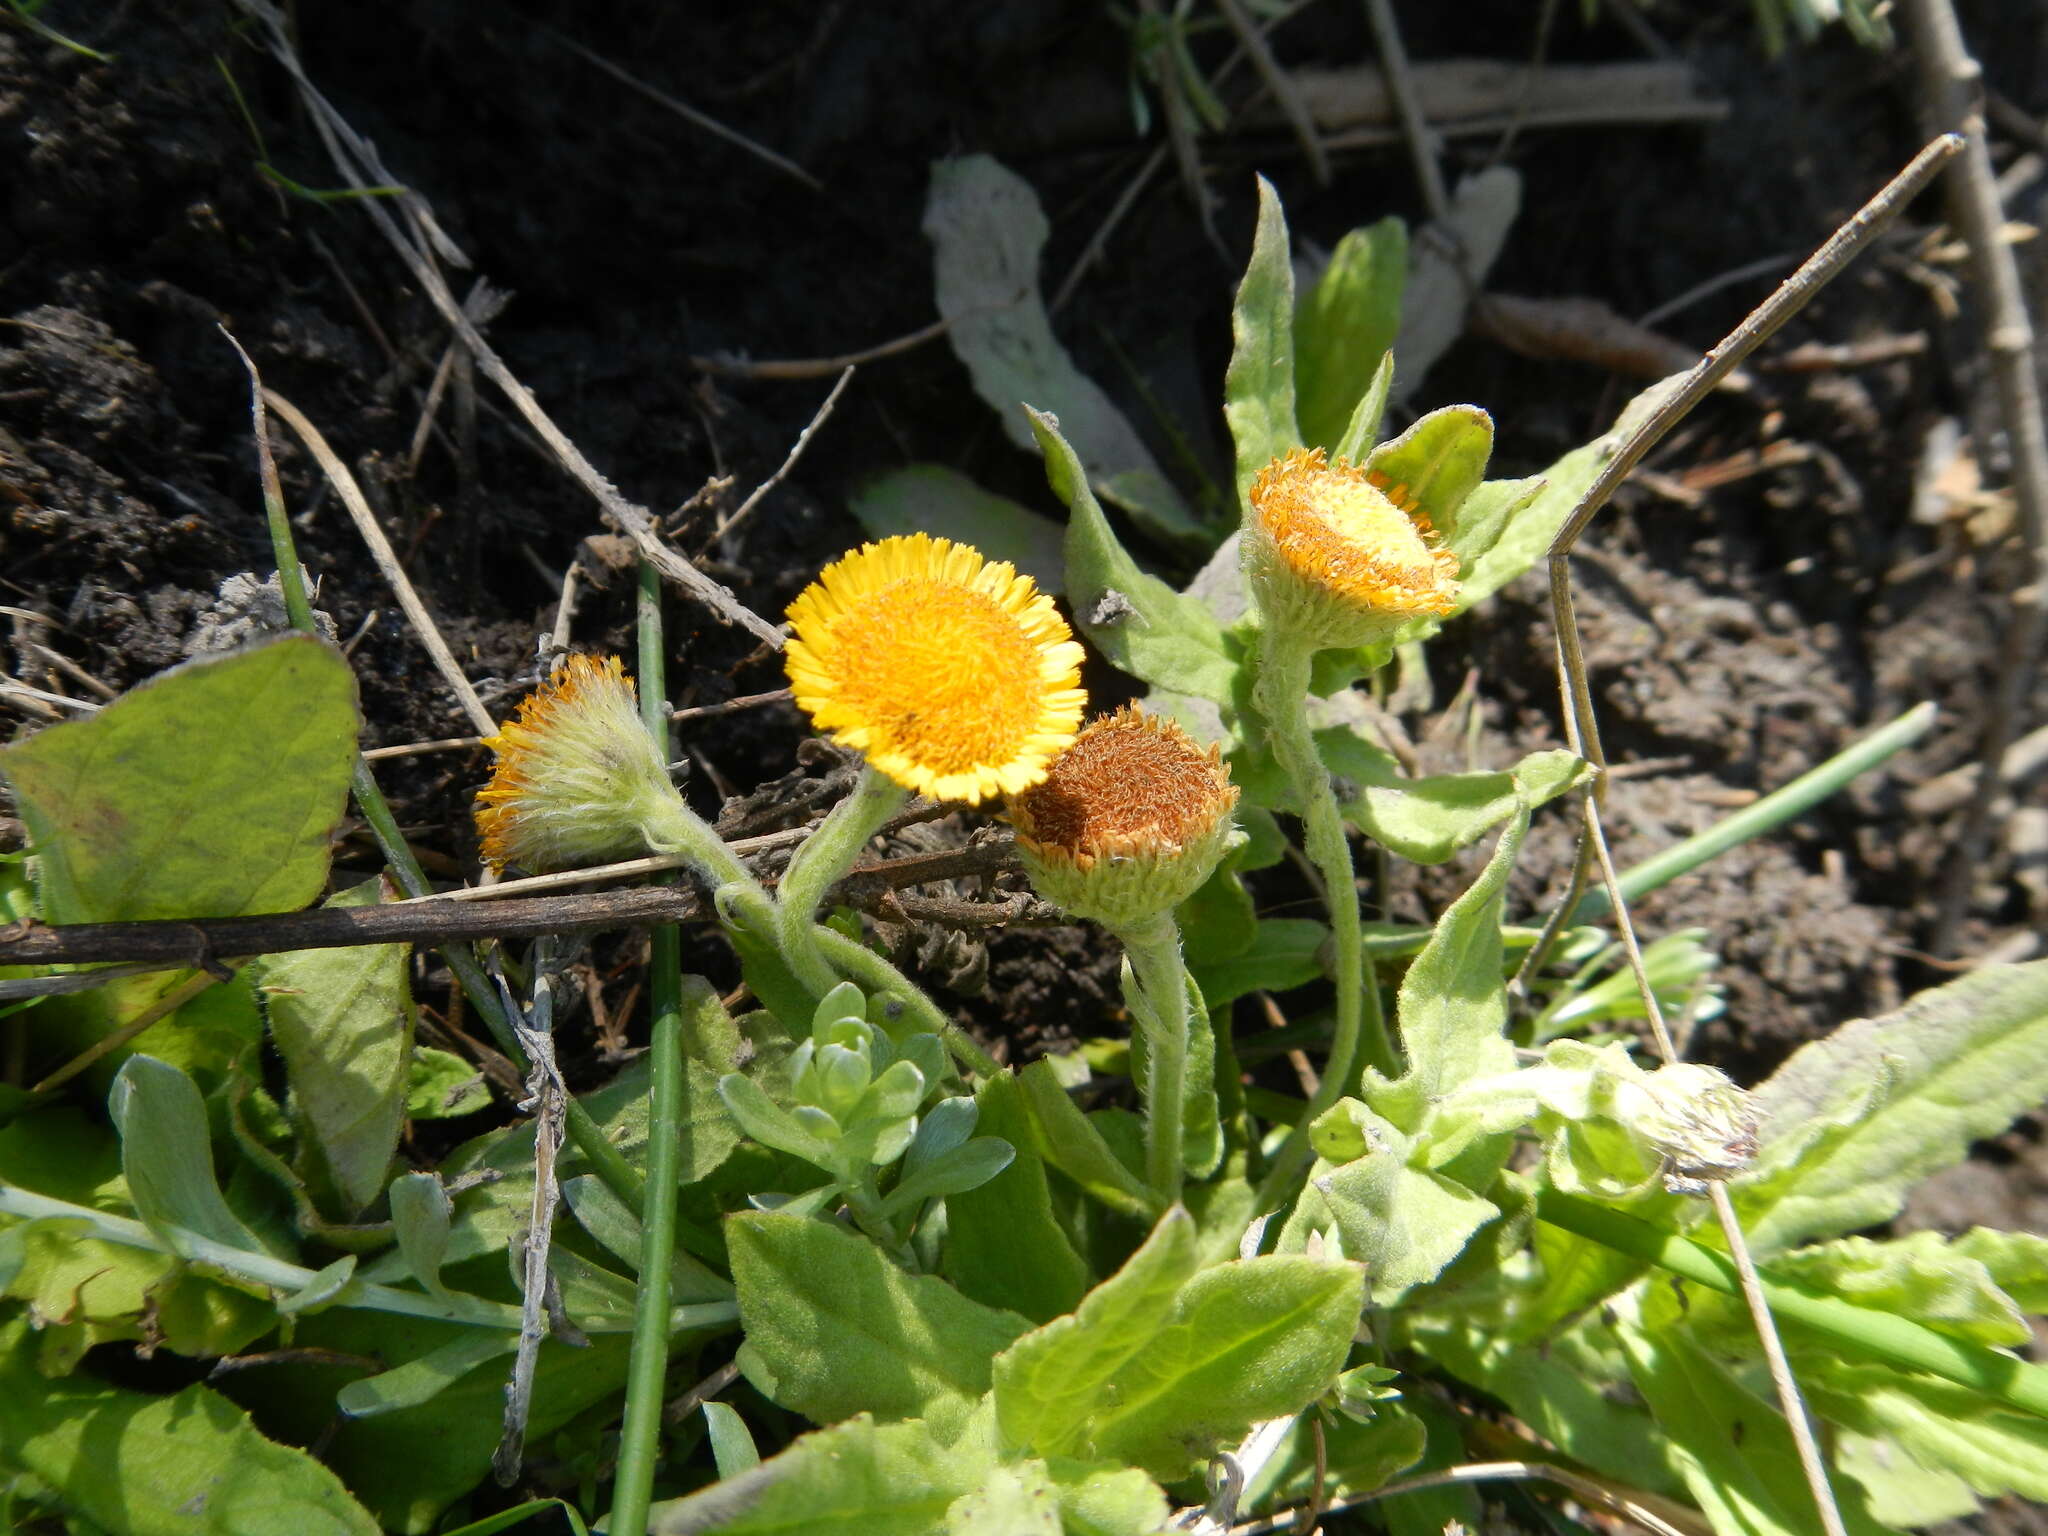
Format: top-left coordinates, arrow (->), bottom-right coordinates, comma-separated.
0,841 -> 1023,976
1906,0 -> 2048,954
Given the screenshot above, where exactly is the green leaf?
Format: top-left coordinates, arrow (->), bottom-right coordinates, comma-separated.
993,1207 -> 1200,1461
440,1500 -> 592,1536
1361,405 -> 1493,550
1031,408 -> 1238,703
925,155 -> 1201,547
1802,1358 -> 2048,1507
335,1329 -> 518,1417
1224,176 -> 1300,508
276,1254 -> 357,1314
1325,739 -> 1587,865
850,465 -> 1067,591
1245,1406 -> 1428,1513
0,635 -> 358,924
994,1208 -> 1364,1479
1407,1315 -> 1684,1498
1332,352 -> 1397,465
0,1316 -> 380,1535
387,1171 -> 453,1300
1314,1104 -> 1500,1303
0,1109 -> 272,1357
876,1136 -> 1016,1222
257,879 -> 412,1215
1045,1461 -> 1169,1536
404,1045 -> 488,1119
648,1415 -> 987,1536
1387,802 -> 1528,1103
728,1211 -> 1031,1441
1736,959 -> 2048,1255
242,1307 -> 632,1534
1615,1298 -> 1893,1536
108,1054 -> 268,1257
1950,1227 -> 2048,1314
1012,1059 -> 1156,1218
1295,219 -> 1407,456
1186,917 -> 1327,1009
946,1459 -> 1062,1535
704,1401 -> 762,1479
561,1174 -> 732,1303
942,1072 -> 1092,1324
1457,372 -> 1687,610
1766,1232 -> 2031,1347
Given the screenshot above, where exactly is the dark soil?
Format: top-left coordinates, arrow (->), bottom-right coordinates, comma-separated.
3,0 -> 2046,1366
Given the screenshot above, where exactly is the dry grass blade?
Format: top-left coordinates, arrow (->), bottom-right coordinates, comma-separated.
259,388 -> 498,739
1543,135 -> 1964,1536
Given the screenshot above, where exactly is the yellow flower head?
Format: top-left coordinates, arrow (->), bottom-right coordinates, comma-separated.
473,654 -> 687,872
784,534 -> 1088,804
1012,706 -> 1239,928
1246,447 -> 1461,645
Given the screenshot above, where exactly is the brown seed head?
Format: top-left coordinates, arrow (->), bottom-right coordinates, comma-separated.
1012,706 -> 1237,869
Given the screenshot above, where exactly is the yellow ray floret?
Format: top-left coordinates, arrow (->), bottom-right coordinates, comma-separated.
474,654 -> 681,872
784,533 -> 1088,804
1250,447 -> 1460,618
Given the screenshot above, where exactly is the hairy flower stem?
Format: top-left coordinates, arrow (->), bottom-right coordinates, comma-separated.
1252,636 -> 1396,1204
1121,911 -> 1193,1205
774,765 -> 909,993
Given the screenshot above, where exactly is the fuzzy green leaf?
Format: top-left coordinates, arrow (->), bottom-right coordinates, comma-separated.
1737,959 -> 2048,1255
1186,916 -> 1326,1009
1950,1228 -> 2048,1314
850,464 -> 1067,590
1361,405 -> 1493,549
1295,218 -> 1406,454
257,879 -> 411,1215
334,1330 -> 518,1417
1389,803 -> 1529,1101
993,1207 -> 1200,1461
945,1459 -> 1062,1535
387,1170 -> 453,1300
1802,1358 -> 2048,1508
1011,1059 -> 1156,1218
1457,372 -> 1687,610
1046,1462 -> 1170,1536
1224,176 -> 1301,506
405,1046 -> 489,1119
1315,1105 -> 1500,1303
994,1208 -> 1363,1478
648,1415 -> 987,1536
0,1317 -> 380,1536
108,1054 -> 267,1257
1032,407 -> 1238,702
728,1211 -> 1031,1441
1766,1232 -> 2031,1347
1322,739 -> 1587,865
1616,1299 -> 1893,1536
0,635 -> 358,924
942,1072 -> 1092,1324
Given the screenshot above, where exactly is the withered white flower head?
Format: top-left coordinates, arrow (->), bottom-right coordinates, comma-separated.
784,533 -> 1088,805
1011,706 -> 1240,930
473,654 -> 691,873
1630,1062 -> 1761,1196
1244,447 -> 1461,650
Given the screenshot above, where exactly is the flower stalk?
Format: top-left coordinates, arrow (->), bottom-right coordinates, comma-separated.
774,763 -> 909,993
1119,910 -> 1195,1204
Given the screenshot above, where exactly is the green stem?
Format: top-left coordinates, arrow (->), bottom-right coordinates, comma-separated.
1537,1190 -> 2048,1421
775,765 -> 909,992
611,561 -> 685,1536
1251,636 -> 1394,1210
1120,911 -> 1191,1205
809,925 -> 1000,1079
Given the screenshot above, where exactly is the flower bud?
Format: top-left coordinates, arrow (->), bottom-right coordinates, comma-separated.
1631,1062 -> 1760,1196
1011,706 -> 1240,930
473,654 -> 690,873
1243,447 -> 1461,650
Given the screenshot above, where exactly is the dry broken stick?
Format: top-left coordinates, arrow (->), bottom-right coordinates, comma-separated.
0,839 -> 1024,980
